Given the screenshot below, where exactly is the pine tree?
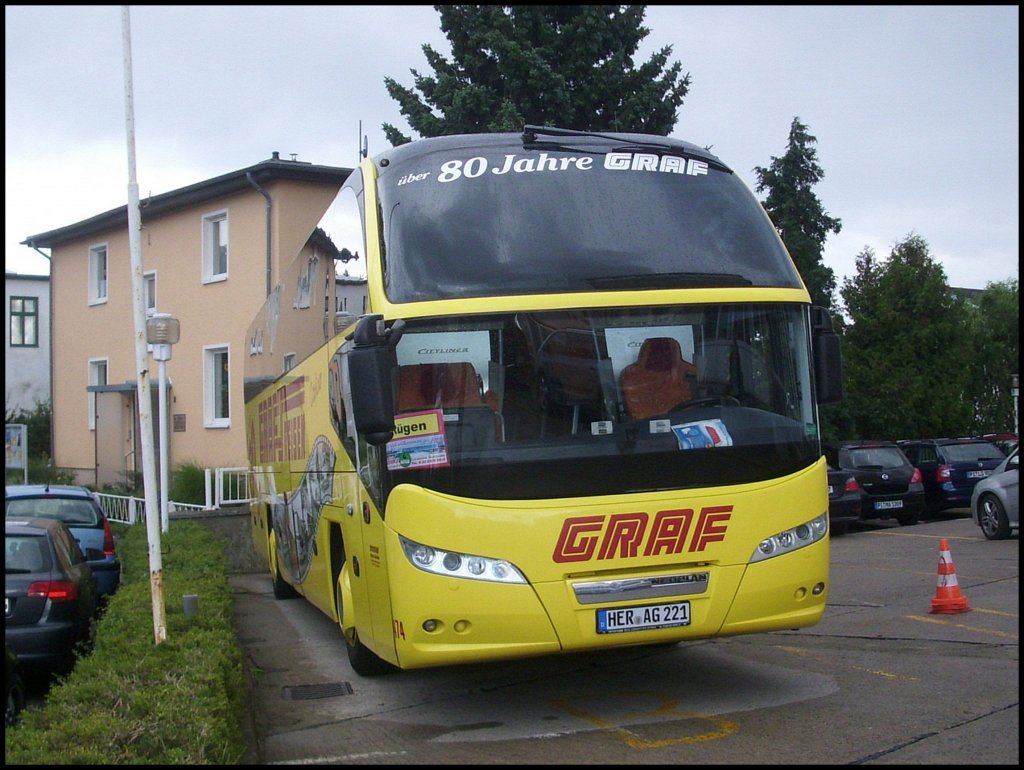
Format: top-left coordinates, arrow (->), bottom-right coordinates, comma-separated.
383,5 -> 690,145
754,118 -> 842,312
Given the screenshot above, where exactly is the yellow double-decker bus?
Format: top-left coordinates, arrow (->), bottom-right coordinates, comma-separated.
244,126 -> 843,675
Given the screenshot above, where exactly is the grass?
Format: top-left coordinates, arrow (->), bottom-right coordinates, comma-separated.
4,520 -> 247,764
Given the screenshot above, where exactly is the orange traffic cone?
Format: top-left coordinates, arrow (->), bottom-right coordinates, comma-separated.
929,538 -> 971,614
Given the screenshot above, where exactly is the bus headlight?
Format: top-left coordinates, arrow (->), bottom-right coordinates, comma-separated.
399,536 -> 527,584
750,513 -> 828,563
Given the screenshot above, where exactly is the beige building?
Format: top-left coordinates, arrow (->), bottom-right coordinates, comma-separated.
22,153 -> 361,488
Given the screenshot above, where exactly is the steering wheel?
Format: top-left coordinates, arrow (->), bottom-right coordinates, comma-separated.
672,395 -> 740,410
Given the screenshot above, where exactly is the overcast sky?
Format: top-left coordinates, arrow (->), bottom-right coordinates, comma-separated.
5,5 -> 1019,293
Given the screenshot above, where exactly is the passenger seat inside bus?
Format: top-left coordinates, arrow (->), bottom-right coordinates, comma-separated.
397,362 -> 504,442
620,337 -> 697,421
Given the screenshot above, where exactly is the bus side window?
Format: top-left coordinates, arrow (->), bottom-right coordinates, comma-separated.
329,350 -> 357,463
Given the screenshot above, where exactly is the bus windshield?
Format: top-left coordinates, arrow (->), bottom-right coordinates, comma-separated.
372,302 -> 818,502
376,135 -> 804,303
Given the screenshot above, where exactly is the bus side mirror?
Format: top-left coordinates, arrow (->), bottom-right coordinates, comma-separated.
811,306 -> 843,405
348,315 -> 406,445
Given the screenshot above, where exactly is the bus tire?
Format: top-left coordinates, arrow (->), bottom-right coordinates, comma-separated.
335,582 -> 395,677
271,535 -> 298,600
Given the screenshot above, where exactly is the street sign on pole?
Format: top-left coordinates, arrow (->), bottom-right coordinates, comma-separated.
5,423 -> 28,484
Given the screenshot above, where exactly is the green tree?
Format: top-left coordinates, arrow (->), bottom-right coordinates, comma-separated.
754,117 -> 842,312
965,279 -> 1019,434
840,234 -> 974,439
383,5 -> 691,145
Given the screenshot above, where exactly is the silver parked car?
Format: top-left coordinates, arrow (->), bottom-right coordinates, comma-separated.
971,446 -> 1019,540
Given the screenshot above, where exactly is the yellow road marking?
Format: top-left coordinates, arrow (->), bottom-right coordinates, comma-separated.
906,613 -> 1019,639
775,645 -> 916,681
552,691 -> 739,749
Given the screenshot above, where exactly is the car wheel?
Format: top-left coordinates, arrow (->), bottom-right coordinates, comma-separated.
6,669 -> 25,728
978,494 -> 1011,540
896,510 -> 920,526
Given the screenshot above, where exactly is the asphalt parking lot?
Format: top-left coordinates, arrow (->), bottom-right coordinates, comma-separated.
232,509 -> 1018,765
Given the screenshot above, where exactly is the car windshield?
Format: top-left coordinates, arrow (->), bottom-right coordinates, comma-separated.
5,534 -> 52,573
943,443 -> 1005,462
5,498 -> 100,526
845,447 -> 907,470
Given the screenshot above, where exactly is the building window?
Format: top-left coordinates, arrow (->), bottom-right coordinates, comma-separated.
145,271 -> 157,315
204,344 -> 230,427
88,358 -> 108,431
283,353 -> 296,373
89,244 -> 108,304
9,296 -> 38,347
202,211 -> 229,283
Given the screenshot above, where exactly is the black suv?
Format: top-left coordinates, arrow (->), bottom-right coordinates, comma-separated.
823,441 -> 925,526
899,438 -> 1006,514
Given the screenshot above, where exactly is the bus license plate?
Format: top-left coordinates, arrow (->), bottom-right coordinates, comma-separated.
874,499 -> 903,510
596,601 -> 690,634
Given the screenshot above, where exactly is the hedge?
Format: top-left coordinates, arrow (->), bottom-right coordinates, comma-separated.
5,520 -> 247,764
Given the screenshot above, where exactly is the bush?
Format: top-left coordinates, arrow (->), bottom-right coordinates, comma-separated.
5,400 -> 53,459
4,455 -> 77,486
169,460 -> 207,506
99,470 -> 144,497
4,520 -> 247,764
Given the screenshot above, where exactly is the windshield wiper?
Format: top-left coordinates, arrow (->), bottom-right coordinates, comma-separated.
588,273 -> 752,290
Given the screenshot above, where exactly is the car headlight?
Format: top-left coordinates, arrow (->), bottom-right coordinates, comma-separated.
399,535 -> 527,583
750,513 -> 828,563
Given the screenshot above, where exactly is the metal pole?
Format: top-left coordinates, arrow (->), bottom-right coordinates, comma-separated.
122,5 -> 166,644
159,358 -> 169,533
1012,374 -> 1019,438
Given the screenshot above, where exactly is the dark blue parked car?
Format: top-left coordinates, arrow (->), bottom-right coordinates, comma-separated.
899,439 -> 1006,514
5,485 -> 120,598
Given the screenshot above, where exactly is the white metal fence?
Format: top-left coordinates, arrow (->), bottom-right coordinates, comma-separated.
209,467 -> 252,508
97,467 -> 253,524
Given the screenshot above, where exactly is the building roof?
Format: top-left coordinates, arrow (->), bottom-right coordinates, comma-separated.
21,153 -> 352,249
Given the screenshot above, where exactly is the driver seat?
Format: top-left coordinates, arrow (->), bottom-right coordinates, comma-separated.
620,337 -> 697,421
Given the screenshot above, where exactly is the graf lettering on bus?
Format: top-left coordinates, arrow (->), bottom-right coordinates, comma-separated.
256,377 -> 307,463
552,506 -> 733,563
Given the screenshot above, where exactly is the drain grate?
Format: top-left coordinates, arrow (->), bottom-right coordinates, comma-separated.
282,682 -> 354,700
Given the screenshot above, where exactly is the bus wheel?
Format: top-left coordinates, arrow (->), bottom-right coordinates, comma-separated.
335,585 -> 395,676
271,535 -> 298,600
